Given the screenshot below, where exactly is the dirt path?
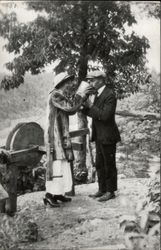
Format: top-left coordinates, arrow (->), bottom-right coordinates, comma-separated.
17,177 -> 148,250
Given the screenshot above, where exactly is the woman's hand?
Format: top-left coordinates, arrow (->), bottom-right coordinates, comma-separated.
63,137 -> 72,149
82,99 -> 93,108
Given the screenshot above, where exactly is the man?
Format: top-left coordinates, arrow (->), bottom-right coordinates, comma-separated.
45,72 -> 93,207
82,70 -> 121,202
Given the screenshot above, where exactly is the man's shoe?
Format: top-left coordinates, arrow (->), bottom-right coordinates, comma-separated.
89,191 -> 105,198
98,192 -> 115,202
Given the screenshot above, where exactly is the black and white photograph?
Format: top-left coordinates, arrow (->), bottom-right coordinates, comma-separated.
0,1 -> 160,250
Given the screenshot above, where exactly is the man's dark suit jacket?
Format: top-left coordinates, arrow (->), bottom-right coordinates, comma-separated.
82,86 -> 121,144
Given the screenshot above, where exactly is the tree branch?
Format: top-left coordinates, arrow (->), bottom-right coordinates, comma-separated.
116,110 -> 160,121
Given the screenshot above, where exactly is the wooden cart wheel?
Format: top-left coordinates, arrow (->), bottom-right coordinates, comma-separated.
5,122 -> 26,150
6,122 -> 44,151
5,122 -> 45,166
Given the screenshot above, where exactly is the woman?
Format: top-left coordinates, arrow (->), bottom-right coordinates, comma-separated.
44,72 -> 94,207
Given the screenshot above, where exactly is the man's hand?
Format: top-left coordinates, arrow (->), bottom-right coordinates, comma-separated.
76,81 -> 96,98
84,85 -> 97,96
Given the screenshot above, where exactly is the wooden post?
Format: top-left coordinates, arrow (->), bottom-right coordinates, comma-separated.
0,183 -> 9,213
5,163 -> 18,214
66,161 -> 75,196
0,199 -> 6,213
70,161 -> 75,196
65,128 -> 89,196
4,148 -> 45,214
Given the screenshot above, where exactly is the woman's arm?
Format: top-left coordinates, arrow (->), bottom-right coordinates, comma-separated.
50,90 -> 85,115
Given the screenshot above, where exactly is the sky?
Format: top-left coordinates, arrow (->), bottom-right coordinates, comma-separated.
0,1 -> 160,73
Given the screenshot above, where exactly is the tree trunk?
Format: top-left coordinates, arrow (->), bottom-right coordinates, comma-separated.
74,3 -> 89,183
86,135 -> 96,183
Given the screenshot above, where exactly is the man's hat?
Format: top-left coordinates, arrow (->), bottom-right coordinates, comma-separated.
86,70 -> 106,79
53,72 -> 74,88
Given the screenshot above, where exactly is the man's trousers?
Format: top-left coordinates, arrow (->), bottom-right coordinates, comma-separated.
95,142 -> 117,193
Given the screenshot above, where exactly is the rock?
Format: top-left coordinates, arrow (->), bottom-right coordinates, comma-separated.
147,212 -> 160,231
148,223 -> 160,236
150,190 -> 160,202
148,211 -> 160,223
140,211 -> 160,233
120,215 -> 141,233
125,232 -> 148,250
149,203 -> 160,215
124,221 -> 141,233
120,215 -> 137,228
136,200 -> 147,212
140,211 -> 149,232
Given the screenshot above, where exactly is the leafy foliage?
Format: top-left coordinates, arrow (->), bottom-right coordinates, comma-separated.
0,1 -> 150,98
135,2 -> 161,19
117,70 -> 160,157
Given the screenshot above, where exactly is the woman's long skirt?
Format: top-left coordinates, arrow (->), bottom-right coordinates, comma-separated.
46,160 -> 72,195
